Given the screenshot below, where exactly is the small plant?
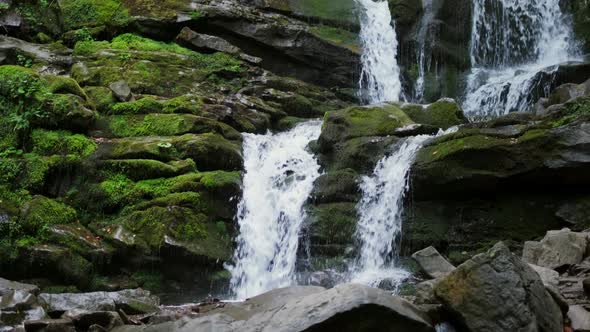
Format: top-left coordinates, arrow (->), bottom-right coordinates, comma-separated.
190,10 -> 202,20
16,54 -> 33,68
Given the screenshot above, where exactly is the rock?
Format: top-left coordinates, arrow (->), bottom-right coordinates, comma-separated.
39,289 -> 159,316
412,246 -> 456,279
411,112 -> 590,199
546,285 -> 569,315
434,242 -> 563,332
583,277 -> 590,297
24,319 -> 75,332
568,305 -> 590,332
400,99 -> 467,129
556,197 -> 590,229
414,279 -> 440,305
111,284 -> 434,332
529,264 -> 560,288
0,36 -> 72,72
176,27 -> 241,55
523,228 -> 588,270
109,80 -> 133,102
0,278 -> 39,296
63,310 -> 123,331
318,104 -> 413,150
191,2 -> 360,88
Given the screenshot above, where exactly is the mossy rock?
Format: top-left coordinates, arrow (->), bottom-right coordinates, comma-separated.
71,34 -> 244,98
311,169 -> 360,204
60,0 -> 130,31
318,104 -> 413,150
100,159 -> 196,181
322,135 -> 399,173
96,113 -> 240,140
98,133 -> 242,171
308,202 -> 357,256
30,129 -> 97,158
20,196 -> 77,235
84,86 -> 117,113
401,98 -> 467,129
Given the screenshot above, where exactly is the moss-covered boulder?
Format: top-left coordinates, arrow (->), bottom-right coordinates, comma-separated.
401,98 -> 467,129
97,133 -> 242,171
308,202 -> 357,256
318,104 -> 413,150
71,34 -> 245,98
20,196 -> 77,234
94,114 -> 241,140
311,169 -> 360,204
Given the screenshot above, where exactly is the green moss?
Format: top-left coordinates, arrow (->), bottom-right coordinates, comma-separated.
417,135 -> 507,164
131,192 -> 203,211
102,159 -> 196,181
21,196 -> 77,235
100,173 -> 144,207
108,114 -> 186,136
402,99 -> 467,129
310,203 -> 357,245
162,95 -> 203,114
60,0 -> 130,30
291,0 -> 357,25
44,75 -> 88,101
309,25 -> 359,52
110,97 -> 163,115
198,171 -> 241,191
319,104 -> 413,147
30,129 -> 97,158
122,0 -> 192,18
84,86 -> 116,113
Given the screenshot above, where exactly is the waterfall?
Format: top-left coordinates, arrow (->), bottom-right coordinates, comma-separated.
463,0 -> 580,119
356,0 -> 402,103
414,0 -> 436,102
228,120 -> 322,299
349,134 -> 432,286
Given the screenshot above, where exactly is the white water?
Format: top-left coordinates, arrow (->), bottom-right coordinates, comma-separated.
463,0 -> 580,119
414,0 -> 436,102
356,0 -> 402,103
228,120 -> 322,300
349,134 -> 432,286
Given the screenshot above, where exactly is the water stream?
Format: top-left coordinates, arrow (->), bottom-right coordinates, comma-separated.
349,134 -> 432,286
463,0 -> 580,119
356,0 -> 402,103
414,0 -> 437,102
228,121 -> 322,299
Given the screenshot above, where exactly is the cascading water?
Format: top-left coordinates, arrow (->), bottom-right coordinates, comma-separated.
356,0 -> 402,103
349,134 -> 432,286
414,0 -> 436,102
228,120 -> 322,299
463,0 -> 580,119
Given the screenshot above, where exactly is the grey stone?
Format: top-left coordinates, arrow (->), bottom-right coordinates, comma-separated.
176,27 -> 241,55
24,318 -> 75,332
435,242 -> 563,332
39,289 -> 159,315
111,284 -> 434,332
108,80 -> 133,102
412,246 -> 456,279
63,310 -> 123,331
523,228 -> 588,269
529,264 -> 560,288
0,278 -> 39,296
568,305 -> 590,332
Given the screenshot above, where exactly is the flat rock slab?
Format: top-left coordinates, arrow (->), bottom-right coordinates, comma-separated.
39,289 -> 159,315
112,284 -> 434,332
412,246 -> 456,279
523,228 -> 589,270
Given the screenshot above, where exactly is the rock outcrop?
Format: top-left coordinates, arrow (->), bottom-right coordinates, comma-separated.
112,284 -> 435,332
434,242 -> 563,332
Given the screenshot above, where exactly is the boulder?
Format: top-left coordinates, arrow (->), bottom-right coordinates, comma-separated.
39,289 -> 159,315
435,242 -> 563,332
523,228 -> 588,270
111,284 -> 434,332
109,80 -> 133,102
529,264 -> 560,288
318,104 -> 414,150
0,278 -> 39,296
568,305 -> 590,332
400,99 -> 467,130
176,27 -> 241,55
411,112 -> 590,199
24,318 -> 75,332
63,310 -> 124,331
412,246 -> 456,279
